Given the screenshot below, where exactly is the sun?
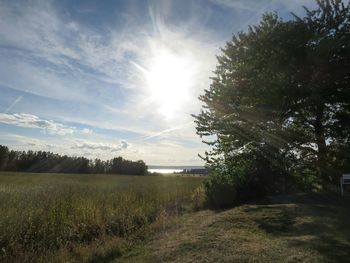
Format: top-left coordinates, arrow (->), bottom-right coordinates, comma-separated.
144,49 -> 194,119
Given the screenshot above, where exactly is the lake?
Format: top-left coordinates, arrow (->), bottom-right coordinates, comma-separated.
148,168 -> 184,174
148,166 -> 205,174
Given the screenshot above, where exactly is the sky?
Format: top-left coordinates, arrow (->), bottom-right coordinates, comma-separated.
0,0 -> 317,166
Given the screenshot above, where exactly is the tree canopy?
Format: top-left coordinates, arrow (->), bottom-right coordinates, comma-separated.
194,0 -> 350,197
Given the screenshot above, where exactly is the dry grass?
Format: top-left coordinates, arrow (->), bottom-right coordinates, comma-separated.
0,172 -> 204,262
2,172 -> 349,262
118,194 -> 350,263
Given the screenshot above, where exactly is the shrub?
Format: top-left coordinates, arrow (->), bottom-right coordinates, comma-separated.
204,159 -> 257,208
203,156 -> 289,209
204,172 -> 237,208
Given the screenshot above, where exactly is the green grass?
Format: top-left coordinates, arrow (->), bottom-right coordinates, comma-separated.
119,194 -> 350,263
3,172 -> 350,262
0,172 -> 204,262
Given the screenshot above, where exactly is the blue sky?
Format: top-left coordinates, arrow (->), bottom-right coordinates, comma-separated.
0,0 -> 316,166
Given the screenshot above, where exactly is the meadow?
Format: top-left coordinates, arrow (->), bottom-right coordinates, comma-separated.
0,172 -> 204,262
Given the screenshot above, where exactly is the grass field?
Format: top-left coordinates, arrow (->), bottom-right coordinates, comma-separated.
0,172 -> 204,262
119,194 -> 350,263
2,172 -> 350,263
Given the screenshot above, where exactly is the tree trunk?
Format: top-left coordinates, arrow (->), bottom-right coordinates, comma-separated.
314,114 -> 329,186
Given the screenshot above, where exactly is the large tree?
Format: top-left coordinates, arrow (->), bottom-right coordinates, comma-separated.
194,0 -> 350,190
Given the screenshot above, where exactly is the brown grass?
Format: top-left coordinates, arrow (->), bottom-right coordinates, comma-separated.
0,172 -> 204,262
117,194 -> 350,263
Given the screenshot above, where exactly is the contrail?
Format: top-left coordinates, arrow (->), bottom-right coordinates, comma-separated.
148,4 -> 161,36
4,90 -> 27,113
134,121 -> 193,142
130,61 -> 149,74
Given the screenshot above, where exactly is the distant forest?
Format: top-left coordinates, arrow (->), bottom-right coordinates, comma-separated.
0,145 -> 147,175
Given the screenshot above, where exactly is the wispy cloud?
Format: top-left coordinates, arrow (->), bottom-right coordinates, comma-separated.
72,140 -> 129,152
209,0 -> 273,12
0,0 -> 319,165
136,122 -> 193,141
4,91 -> 27,113
0,113 -> 76,135
0,0 -> 136,105
210,0 -> 315,12
0,0 -> 218,112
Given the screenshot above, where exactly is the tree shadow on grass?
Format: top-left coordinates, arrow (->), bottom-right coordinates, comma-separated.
244,195 -> 350,263
87,247 -> 122,263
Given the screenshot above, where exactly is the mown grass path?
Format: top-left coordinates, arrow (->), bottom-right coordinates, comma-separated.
118,195 -> 350,263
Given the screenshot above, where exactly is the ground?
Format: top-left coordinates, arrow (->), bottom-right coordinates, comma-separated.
116,194 -> 350,263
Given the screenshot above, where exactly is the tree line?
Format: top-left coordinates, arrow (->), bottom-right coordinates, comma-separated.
194,0 -> 350,207
0,145 -> 147,175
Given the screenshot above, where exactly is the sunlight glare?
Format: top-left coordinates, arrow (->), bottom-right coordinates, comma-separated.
145,49 -> 194,119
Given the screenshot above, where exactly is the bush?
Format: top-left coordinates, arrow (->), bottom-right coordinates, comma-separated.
203,155 -> 290,209
204,168 -> 268,209
204,173 -> 237,208
206,159 -> 259,207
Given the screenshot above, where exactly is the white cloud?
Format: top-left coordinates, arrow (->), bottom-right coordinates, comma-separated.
0,0 -> 216,165
0,113 -> 75,135
81,128 -> 93,134
0,0 -> 218,108
71,140 -> 129,152
0,0 -> 320,166
0,0 -> 137,106
209,0 -> 316,12
209,0 -> 274,12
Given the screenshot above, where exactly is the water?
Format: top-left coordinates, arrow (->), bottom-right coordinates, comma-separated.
148,166 -> 205,174
148,168 -> 184,174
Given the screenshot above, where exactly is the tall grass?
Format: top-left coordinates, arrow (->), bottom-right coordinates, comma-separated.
0,172 -> 204,262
